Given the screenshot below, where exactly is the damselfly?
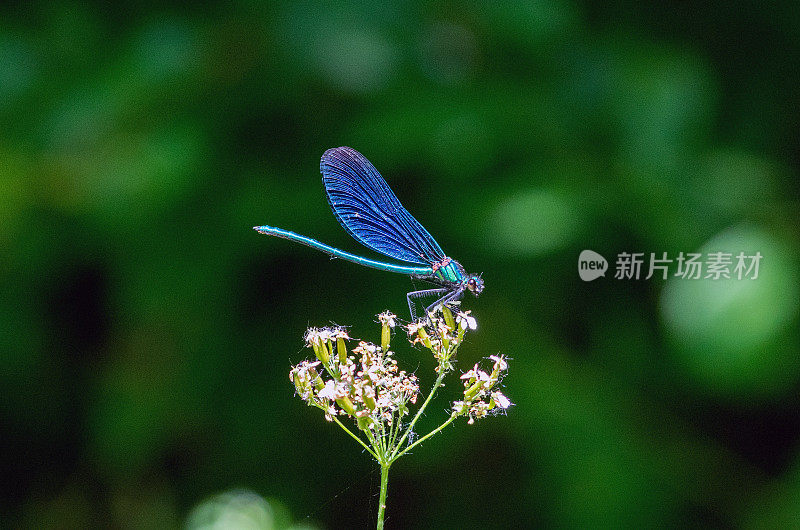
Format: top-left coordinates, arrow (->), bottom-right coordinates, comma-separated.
254,147 -> 483,320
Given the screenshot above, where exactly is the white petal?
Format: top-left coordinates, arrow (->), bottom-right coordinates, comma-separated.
489,355 -> 508,371
493,392 -> 511,409
318,380 -> 336,399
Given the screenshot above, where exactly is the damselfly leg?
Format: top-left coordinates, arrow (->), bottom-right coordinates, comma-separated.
407,285 -> 468,322
423,285 -> 467,322
406,288 -> 449,322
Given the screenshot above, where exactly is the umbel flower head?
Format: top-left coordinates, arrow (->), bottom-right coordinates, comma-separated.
288,308 -> 511,461
452,354 -> 512,424
287,308 -> 511,530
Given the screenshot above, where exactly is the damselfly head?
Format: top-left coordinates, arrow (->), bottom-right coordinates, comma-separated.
466,274 -> 484,296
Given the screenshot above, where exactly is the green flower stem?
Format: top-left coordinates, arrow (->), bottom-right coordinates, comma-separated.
376,462 -> 390,530
375,418 -> 387,457
390,367 -> 447,460
392,413 -> 457,462
332,416 -> 378,460
381,418 -> 390,455
365,427 -> 380,456
389,408 -> 402,450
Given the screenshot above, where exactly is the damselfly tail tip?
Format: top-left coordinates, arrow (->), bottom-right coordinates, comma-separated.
253,225 -> 271,233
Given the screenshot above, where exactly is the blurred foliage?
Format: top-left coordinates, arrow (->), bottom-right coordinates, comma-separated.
1,1 -> 799,528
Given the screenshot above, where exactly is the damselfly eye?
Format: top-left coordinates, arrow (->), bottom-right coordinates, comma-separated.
466,275 -> 484,296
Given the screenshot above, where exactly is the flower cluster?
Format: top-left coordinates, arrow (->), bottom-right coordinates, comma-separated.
290,316 -> 419,431
452,354 -> 511,424
286,306 -> 511,529
289,307 -> 511,460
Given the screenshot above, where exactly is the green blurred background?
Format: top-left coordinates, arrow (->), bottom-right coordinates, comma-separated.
2,1 -> 800,528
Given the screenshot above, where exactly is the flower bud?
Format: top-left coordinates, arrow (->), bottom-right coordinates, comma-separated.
336,395 -> 356,416
464,380 -> 484,401
442,306 -> 455,331
356,415 -> 372,431
362,384 -> 377,411
418,326 -> 432,349
378,311 -> 396,353
308,366 -> 324,391
381,325 -> 390,354
327,339 -> 337,363
291,370 -> 308,396
313,337 -> 329,364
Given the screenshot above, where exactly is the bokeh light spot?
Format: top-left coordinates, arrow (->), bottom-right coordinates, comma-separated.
661,224 -> 800,398
490,188 -> 584,257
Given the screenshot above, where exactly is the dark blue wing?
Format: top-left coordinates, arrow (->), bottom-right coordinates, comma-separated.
320,147 -> 447,266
